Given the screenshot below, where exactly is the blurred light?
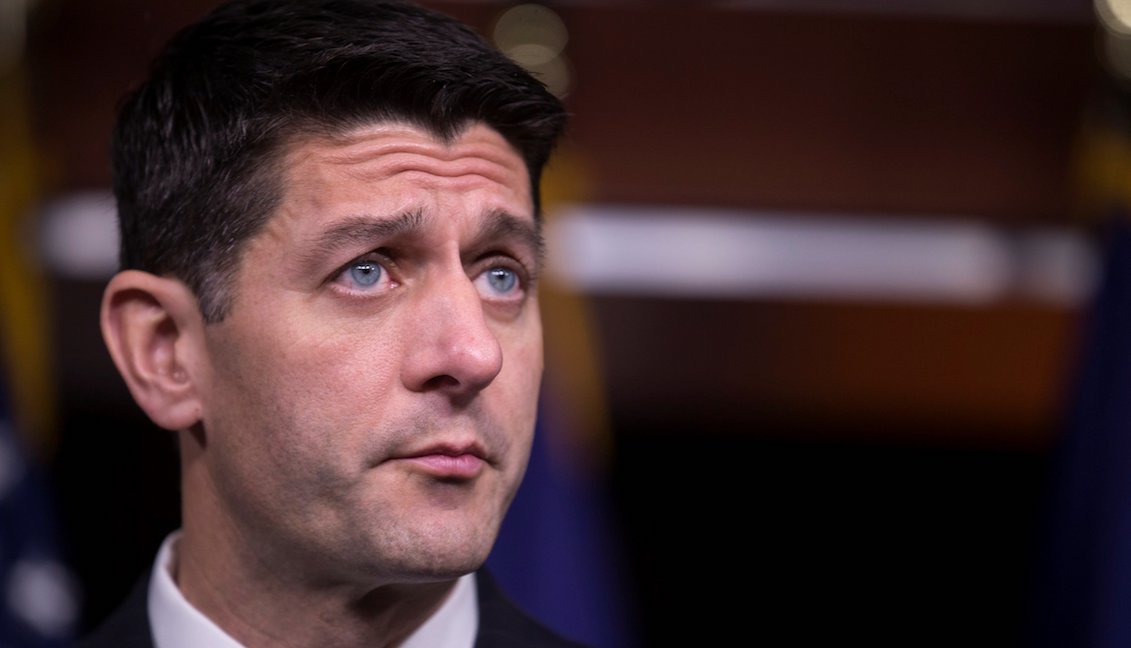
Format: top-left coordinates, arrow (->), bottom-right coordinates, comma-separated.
1097,0 -> 1131,35
1015,229 -> 1099,304
4,558 -> 79,639
492,3 -> 573,98
37,191 -> 1098,307
547,205 -> 1098,306
38,192 -> 119,280
1097,0 -> 1131,82
0,0 -> 30,75
493,4 -> 568,58
507,42 -> 560,68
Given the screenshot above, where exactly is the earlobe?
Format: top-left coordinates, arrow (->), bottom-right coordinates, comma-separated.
101,270 -> 206,431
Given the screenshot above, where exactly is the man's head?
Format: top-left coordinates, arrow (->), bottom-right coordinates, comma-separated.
101,0 -> 566,597
113,0 -> 565,322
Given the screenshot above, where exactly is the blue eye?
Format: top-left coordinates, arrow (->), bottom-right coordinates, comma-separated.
348,260 -> 382,287
485,267 -> 518,294
330,255 -> 395,296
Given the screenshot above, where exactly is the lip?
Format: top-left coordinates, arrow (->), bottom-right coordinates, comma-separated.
396,441 -> 488,479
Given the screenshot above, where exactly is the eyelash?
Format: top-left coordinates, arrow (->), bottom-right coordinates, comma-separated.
329,251 -> 398,294
474,257 -> 530,300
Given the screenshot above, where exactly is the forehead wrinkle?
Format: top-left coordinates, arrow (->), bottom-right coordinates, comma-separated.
328,153 -> 523,191
309,133 -> 526,188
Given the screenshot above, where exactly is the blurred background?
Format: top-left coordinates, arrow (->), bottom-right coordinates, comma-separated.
5,0 -> 1131,646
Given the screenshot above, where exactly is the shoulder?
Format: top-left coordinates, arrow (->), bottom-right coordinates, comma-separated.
474,570 -> 591,648
73,573 -> 155,648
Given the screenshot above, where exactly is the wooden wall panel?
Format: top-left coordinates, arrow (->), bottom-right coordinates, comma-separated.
592,297 -> 1082,448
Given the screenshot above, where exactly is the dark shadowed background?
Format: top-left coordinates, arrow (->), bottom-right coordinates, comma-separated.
2,0 -> 1125,646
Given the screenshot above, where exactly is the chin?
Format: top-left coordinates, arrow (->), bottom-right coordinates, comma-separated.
391,552 -> 489,584
429,541 -> 493,576
381,527 -> 497,581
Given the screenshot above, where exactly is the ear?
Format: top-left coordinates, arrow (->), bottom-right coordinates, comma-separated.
100,270 -> 207,431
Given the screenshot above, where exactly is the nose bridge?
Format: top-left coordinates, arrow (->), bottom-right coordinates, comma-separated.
404,263 -> 503,394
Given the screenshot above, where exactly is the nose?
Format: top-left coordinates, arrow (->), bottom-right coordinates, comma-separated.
401,270 -> 504,398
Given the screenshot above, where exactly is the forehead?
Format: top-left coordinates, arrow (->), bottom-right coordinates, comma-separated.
277,121 -> 532,210
228,120 -> 538,291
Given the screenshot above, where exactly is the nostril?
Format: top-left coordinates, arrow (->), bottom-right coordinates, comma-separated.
423,374 -> 461,391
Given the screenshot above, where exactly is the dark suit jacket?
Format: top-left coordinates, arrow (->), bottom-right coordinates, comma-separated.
74,569 -> 587,648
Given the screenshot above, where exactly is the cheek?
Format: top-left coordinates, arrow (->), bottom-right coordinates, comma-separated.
270,307 -> 401,386
203,332 -> 398,522
498,317 -> 544,425
207,318 -> 401,457
499,303 -> 542,365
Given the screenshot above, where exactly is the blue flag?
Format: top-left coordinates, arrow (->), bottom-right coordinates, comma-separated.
487,394 -> 638,648
1029,215 -> 1131,648
0,377 -> 78,648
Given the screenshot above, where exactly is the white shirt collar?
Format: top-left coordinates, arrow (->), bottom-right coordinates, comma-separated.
147,531 -> 478,648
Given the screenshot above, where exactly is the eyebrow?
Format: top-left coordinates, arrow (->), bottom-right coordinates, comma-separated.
296,207 -> 544,273
297,209 -> 425,268
472,210 -> 546,270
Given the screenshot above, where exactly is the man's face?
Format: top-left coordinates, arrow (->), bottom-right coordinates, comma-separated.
195,121 -> 542,586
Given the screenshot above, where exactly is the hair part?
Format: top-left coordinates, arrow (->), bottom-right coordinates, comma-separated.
112,0 -> 567,322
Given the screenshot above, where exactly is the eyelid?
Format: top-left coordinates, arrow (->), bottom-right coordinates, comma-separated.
471,259 -> 533,308
326,248 -> 391,280
472,252 -> 534,288
327,249 -> 400,294
476,239 -> 539,274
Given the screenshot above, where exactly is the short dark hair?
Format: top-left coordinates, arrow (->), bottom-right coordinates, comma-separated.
112,0 -> 567,322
